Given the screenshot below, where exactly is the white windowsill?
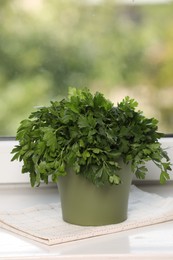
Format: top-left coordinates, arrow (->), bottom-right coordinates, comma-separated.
0,183 -> 173,260
1,137 -> 173,184
0,138 -> 173,259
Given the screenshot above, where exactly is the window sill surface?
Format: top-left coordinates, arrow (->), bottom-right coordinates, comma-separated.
0,183 -> 173,260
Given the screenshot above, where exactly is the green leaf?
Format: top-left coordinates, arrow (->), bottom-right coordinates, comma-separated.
11,151 -> 21,161
143,149 -> 151,155
94,92 -> 113,110
23,150 -> 34,159
95,167 -> 104,178
92,148 -> 101,154
61,113 -> 72,123
22,164 -> 29,173
135,166 -> 147,180
18,119 -> 32,130
109,175 -> 121,185
52,171 -> 59,183
79,139 -> 85,147
42,128 -> 57,152
37,161 -> 47,174
82,150 -> 90,160
73,162 -> 80,173
78,115 -> 89,128
36,141 -> 46,155
160,171 -> 170,184
108,161 -> 119,166
162,162 -> 172,171
30,172 -> 37,187
59,162 -> 65,173
66,102 -> 79,114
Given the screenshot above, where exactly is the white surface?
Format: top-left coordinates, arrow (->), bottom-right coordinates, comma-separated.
0,141 -> 28,183
1,137 -> 173,184
2,185 -> 173,246
0,183 -> 173,259
1,137 -> 173,259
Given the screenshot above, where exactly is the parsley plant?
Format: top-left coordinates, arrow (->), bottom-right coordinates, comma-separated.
11,88 -> 172,187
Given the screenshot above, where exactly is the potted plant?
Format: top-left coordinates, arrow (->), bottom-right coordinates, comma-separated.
11,88 -> 172,226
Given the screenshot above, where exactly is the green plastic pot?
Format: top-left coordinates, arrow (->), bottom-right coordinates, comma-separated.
57,162 -> 132,226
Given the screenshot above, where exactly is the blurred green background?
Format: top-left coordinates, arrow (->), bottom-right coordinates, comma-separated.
0,0 -> 173,135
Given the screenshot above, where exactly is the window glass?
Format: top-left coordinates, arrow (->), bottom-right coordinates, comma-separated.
0,0 -> 173,135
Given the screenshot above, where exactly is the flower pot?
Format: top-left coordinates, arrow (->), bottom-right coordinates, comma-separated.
57,162 -> 132,226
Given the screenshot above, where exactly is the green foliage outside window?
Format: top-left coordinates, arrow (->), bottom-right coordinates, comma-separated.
0,0 -> 173,135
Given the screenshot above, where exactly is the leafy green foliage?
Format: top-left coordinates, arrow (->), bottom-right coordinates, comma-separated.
1,2 -> 173,135
11,88 -> 172,187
